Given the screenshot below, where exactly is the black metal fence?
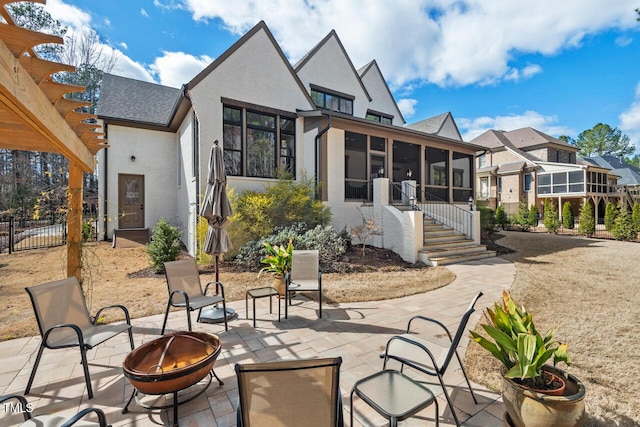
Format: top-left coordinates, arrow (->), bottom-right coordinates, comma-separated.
0,215 -> 98,254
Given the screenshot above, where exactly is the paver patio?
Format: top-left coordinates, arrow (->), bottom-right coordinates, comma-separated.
0,257 -> 515,426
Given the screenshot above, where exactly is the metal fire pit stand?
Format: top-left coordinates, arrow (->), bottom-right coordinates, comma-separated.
122,370 -> 223,427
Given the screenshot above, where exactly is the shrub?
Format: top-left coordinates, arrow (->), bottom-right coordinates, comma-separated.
604,202 -> 616,231
632,201 -> 640,235
511,201 -> 531,231
562,202 -> 574,229
235,223 -> 349,272
82,221 -> 95,242
350,208 -> 382,256
495,205 -> 509,230
529,204 -> 539,227
578,201 -> 595,237
543,198 -> 559,234
195,216 -> 213,264
611,200 -> 636,241
476,201 -> 495,231
146,218 -> 182,273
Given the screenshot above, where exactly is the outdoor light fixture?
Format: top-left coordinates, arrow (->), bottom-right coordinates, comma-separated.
406,168 -> 413,178
378,166 -> 384,177
130,155 -> 136,162
409,196 -> 416,209
468,196 -> 474,211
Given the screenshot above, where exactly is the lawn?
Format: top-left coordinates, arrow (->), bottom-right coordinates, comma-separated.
0,242 -> 454,340
465,231 -> 640,427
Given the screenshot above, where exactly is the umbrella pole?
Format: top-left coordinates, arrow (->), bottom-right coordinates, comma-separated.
215,255 -> 219,283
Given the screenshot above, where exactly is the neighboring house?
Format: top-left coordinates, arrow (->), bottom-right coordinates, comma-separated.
471,127 -> 626,223
96,21 -> 482,263
582,155 -> 640,207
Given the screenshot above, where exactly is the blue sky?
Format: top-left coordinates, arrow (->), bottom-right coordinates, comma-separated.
44,0 -> 640,151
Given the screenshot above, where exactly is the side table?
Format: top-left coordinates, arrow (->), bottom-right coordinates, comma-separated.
351,369 -> 439,427
245,286 -> 281,327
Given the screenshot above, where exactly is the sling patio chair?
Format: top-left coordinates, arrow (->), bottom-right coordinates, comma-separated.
0,394 -> 111,426
25,277 -> 134,400
285,250 -> 322,319
235,357 -> 343,427
381,291 -> 483,427
161,258 -> 228,334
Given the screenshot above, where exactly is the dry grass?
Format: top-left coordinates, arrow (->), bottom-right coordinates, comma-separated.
465,231 -> 640,427
0,242 -> 454,341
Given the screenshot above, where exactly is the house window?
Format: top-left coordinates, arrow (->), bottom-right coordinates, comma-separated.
524,173 -> 532,192
498,176 -> 503,194
345,131 -> 367,199
310,86 -> 353,115
425,147 -> 448,201
478,153 -> 487,168
223,104 -> 296,178
223,106 -> 242,176
480,177 -> 489,198
366,110 -> 393,125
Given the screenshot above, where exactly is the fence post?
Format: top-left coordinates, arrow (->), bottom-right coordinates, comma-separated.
8,216 -> 14,254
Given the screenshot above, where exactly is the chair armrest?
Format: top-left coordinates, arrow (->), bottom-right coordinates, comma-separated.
61,407 -> 110,427
93,304 -> 132,326
203,281 -> 225,300
406,315 -> 453,341
42,323 -> 85,349
168,290 -> 190,306
0,394 -> 31,421
382,335 -> 439,376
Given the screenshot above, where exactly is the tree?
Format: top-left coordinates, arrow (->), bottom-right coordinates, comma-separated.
578,201 -> 595,237
611,200 -> 635,241
572,123 -> 634,158
632,201 -> 640,235
604,202 -> 617,231
562,202 -> 574,229
543,199 -> 559,234
623,154 -> 640,168
529,204 -> 539,227
495,205 -> 509,230
512,201 -> 531,231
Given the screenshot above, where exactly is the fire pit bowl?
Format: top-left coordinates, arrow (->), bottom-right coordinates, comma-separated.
123,331 -> 221,395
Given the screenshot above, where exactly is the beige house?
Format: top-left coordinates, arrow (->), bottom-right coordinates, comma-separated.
471,127 -> 625,223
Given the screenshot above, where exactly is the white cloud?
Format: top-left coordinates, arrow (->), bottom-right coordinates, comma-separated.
458,110 -> 574,141
119,42 -> 128,50
397,98 -> 418,119
44,0 -> 91,29
149,51 -> 213,88
180,0 -> 636,89
615,35 -> 633,47
619,82 -> 640,151
141,8 -> 150,18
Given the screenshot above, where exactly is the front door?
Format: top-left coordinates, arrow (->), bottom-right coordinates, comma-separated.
118,174 -> 145,229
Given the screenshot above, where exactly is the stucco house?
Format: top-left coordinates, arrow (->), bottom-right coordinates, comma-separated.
471,127 -> 637,223
96,21 -> 489,265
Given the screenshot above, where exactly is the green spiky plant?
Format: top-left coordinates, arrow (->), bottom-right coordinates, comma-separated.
257,239 -> 294,277
470,291 -> 571,390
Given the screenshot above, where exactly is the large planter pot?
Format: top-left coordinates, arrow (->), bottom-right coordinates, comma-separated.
273,274 -> 286,298
502,366 -> 586,427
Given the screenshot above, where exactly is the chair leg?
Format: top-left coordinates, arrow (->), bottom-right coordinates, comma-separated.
25,342 -> 45,395
161,300 -> 172,335
186,307 -> 193,331
437,372 -> 461,427
318,290 -> 322,318
221,299 -> 229,332
456,350 -> 479,404
80,346 -> 94,399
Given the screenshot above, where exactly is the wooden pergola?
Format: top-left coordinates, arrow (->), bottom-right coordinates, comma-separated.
0,0 -> 107,281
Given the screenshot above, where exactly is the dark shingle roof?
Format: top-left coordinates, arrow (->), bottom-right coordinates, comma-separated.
406,112 -> 449,134
97,73 -> 182,126
583,155 -> 640,185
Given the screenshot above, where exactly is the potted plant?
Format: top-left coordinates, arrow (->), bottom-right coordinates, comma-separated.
470,291 -> 586,427
258,239 -> 294,297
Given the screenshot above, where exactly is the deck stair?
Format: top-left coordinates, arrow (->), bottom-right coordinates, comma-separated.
396,205 -> 495,266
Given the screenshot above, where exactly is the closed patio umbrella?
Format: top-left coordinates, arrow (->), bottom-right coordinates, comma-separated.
199,139 -> 236,324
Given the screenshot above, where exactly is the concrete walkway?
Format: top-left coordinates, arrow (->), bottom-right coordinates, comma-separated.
0,257 -> 515,426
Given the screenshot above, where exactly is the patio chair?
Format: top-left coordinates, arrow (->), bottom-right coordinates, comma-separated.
285,250 -> 322,319
25,277 -> 134,400
381,291 -> 483,427
235,357 -> 343,427
161,258 -> 228,334
0,394 -> 111,426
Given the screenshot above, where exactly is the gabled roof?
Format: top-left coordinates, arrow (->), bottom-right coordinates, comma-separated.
294,30 -> 371,101
583,155 -> 640,185
97,73 -> 183,127
406,112 -> 462,140
497,161 -> 526,174
187,21 -> 314,107
358,60 -> 405,124
503,127 -> 576,151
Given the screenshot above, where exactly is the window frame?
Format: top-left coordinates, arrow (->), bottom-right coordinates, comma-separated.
310,84 -> 354,115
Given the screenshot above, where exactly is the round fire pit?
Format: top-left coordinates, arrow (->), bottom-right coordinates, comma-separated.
122,331 -> 223,426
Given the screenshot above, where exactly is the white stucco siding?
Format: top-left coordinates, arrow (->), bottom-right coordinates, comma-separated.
325,128 -> 346,204
188,28 -> 312,154
438,116 -> 462,141
296,36 -> 369,118
176,115 -> 196,253
360,64 -> 404,126
100,125 -> 177,239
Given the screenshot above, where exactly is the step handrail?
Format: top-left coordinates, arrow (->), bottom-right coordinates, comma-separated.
390,182 -> 474,240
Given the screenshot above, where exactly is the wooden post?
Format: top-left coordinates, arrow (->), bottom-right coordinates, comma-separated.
67,161 -> 83,282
